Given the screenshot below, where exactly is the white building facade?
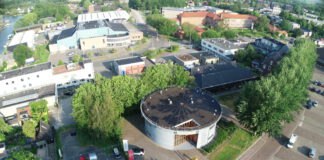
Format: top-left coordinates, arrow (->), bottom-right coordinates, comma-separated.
0,61 -> 94,117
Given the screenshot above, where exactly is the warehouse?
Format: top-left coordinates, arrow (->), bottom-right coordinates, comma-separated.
140,87 -> 222,150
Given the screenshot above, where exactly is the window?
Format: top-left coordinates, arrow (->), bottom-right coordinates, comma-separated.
103,39 -> 105,43
6,82 -> 8,85
12,81 -> 14,84
27,77 -> 30,80
21,78 -> 24,81
88,74 -> 91,77
36,75 -> 39,78
29,83 -> 32,87
23,85 -> 26,88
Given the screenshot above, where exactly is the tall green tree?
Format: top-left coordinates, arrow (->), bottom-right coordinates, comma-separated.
30,99 -> 48,123
72,78 -> 123,142
7,150 -> 39,160
139,62 -> 194,98
222,30 -> 237,39
22,120 -> 37,139
13,45 -> 33,67
14,13 -> 38,28
280,20 -> 293,31
146,14 -> 178,36
255,15 -> 270,32
202,30 -> 221,38
236,39 -> 317,136
0,118 -> 12,142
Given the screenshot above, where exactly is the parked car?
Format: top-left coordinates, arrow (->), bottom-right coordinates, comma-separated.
113,148 -> 121,159
68,52 -> 75,56
132,147 -> 145,156
287,134 -> 298,148
309,87 -> 316,92
308,147 -> 316,158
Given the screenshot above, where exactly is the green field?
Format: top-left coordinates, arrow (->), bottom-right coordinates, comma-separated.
207,125 -> 257,160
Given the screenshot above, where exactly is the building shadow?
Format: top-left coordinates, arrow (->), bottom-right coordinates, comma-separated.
124,111 -> 146,136
297,145 -> 309,156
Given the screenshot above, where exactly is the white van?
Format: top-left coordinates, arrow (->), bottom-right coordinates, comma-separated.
287,134 -> 298,148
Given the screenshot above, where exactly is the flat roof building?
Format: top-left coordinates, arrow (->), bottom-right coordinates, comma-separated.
174,54 -> 200,69
141,87 -> 222,150
0,60 -> 94,121
114,57 -> 145,75
192,63 -> 257,89
201,37 -> 254,60
77,10 -> 130,23
7,30 -> 35,52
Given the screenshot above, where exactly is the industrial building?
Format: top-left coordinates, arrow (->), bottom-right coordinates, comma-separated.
49,10 -> 143,53
114,57 -> 145,75
7,30 -> 35,52
140,87 -> 222,150
0,60 -> 94,124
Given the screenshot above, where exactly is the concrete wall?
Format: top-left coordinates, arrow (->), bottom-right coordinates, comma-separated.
115,61 -> 145,75
80,36 -> 107,50
0,69 -> 53,97
162,9 -> 183,19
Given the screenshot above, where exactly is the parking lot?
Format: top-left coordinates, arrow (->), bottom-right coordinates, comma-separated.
272,66 -> 324,160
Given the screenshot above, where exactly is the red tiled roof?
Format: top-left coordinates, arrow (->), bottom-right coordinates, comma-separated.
195,26 -> 205,33
179,11 -> 209,18
220,13 -> 257,21
206,12 -> 221,20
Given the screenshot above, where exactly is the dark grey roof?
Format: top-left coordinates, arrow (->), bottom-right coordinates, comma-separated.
50,35 -> 59,44
58,27 -> 76,40
0,62 -> 52,80
0,84 -> 55,108
141,87 -> 222,130
115,57 -> 144,65
107,22 -> 128,32
192,63 -> 257,89
82,21 -> 101,29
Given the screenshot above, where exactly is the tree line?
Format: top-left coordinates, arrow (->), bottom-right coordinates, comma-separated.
72,62 -> 194,144
236,39 -> 317,136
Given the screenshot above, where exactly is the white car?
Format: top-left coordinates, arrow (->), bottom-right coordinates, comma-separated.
287,134 -> 298,148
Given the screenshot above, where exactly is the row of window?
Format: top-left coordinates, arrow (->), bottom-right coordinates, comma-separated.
4,75 -> 40,85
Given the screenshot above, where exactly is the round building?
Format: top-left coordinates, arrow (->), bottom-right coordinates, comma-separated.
140,87 -> 222,150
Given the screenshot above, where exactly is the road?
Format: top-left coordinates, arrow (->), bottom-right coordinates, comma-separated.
239,66 -> 324,160
130,9 -> 146,24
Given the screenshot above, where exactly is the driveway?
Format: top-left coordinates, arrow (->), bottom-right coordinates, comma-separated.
48,96 -> 75,129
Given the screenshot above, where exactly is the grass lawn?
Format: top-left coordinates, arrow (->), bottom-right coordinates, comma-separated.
208,128 -> 257,160
217,92 -> 241,111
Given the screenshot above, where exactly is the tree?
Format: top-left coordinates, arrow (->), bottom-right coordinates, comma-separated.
13,45 -> 33,67
139,62 -> 194,98
236,40 -> 317,136
81,0 -> 92,9
202,30 -> 221,38
280,20 -> 293,31
72,77 -> 124,143
57,60 -> 65,66
234,45 -> 263,66
223,30 -> 237,39
7,150 -> 39,160
182,23 -> 201,42
292,28 -> 303,38
0,118 -> 12,142
0,61 -> 7,72
22,120 -> 37,139
146,14 -> 178,36
72,55 -> 83,63
33,45 -> 50,64
30,100 -> 48,123
255,15 -> 270,32
14,13 -> 38,28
